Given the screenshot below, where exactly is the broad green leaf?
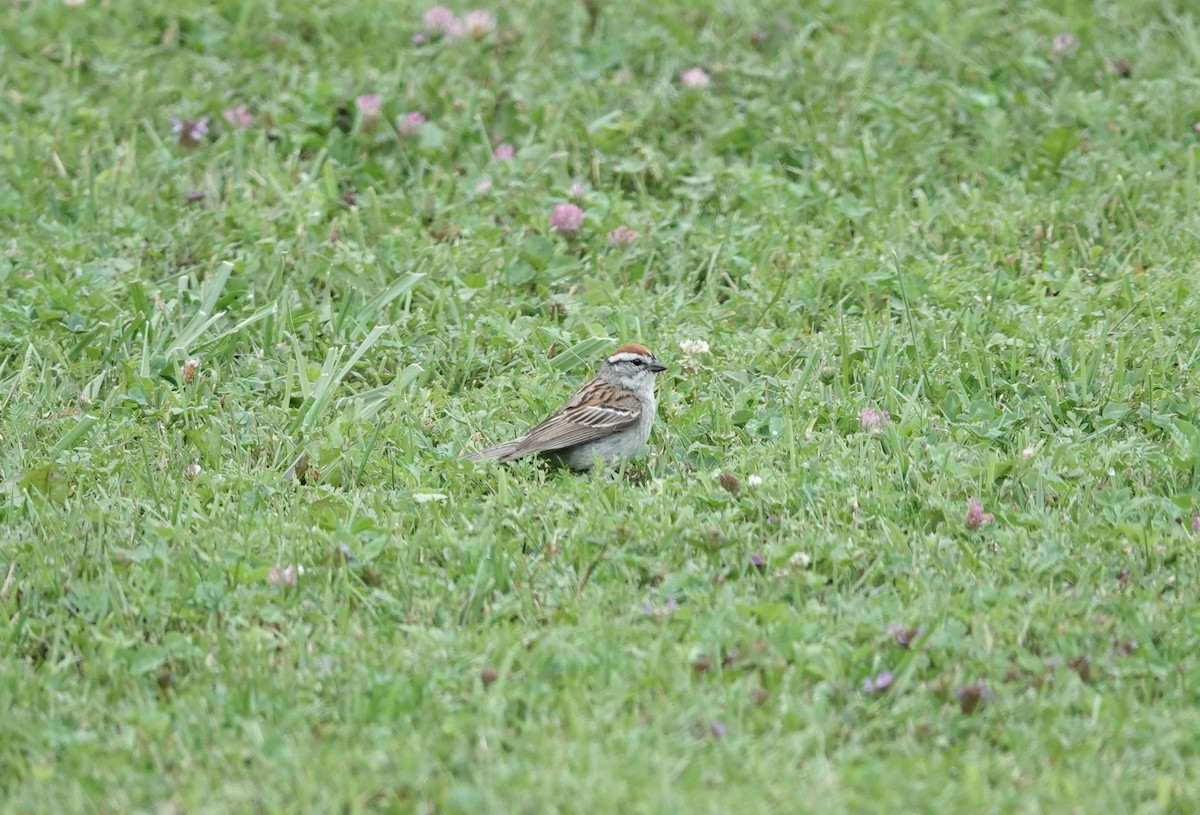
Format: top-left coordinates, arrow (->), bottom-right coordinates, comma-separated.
546,337 -> 614,372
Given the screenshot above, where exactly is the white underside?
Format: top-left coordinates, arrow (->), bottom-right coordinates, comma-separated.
554,394 -> 656,470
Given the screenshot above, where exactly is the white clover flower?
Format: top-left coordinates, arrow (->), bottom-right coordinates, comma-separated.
680,67 -> 711,89
678,339 -> 710,372
774,551 -> 811,578
180,357 -> 201,384
463,9 -> 496,39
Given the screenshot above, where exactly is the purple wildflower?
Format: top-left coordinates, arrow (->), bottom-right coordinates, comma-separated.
222,106 -> 253,129
1052,32 -> 1079,56
965,498 -> 995,530
550,203 -> 585,236
708,721 -> 727,739
1191,515 -> 1200,533
267,564 -> 299,587
956,680 -> 994,714
643,597 -> 679,618
862,671 -> 894,695
492,142 -> 515,160
356,94 -> 382,116
887,623 -> 923,648
680,67 -> 711,89
608,225 -> 640,246
170,116 -> 210,147
398,111 -> 427,136
412,32 -> 427,46
423,5 -> 460,35
569,182 -> 586,200
859,407 -> 890,434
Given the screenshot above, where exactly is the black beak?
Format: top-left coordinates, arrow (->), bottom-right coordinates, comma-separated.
648,360 -> 667,373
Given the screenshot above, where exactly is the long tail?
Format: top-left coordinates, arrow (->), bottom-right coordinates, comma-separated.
460,436 -> 530,462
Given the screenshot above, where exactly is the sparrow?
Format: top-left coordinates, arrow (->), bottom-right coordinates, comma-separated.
461,343 -> 667,471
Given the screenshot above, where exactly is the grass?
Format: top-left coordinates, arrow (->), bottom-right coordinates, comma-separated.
3,0 -> 1200,811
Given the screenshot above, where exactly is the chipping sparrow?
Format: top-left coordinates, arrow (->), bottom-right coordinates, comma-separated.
461,343 -> 667,471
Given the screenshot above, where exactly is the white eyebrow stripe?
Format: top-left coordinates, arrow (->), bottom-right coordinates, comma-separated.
607,352 -> 645,363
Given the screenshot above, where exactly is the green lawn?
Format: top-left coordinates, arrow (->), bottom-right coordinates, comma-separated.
3,0 -> 1200,811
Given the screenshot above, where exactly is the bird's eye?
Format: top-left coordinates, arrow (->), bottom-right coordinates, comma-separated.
631,359 -> 644,366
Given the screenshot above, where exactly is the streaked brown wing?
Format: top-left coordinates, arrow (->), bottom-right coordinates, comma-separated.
504,383 -> 641,458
